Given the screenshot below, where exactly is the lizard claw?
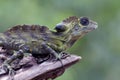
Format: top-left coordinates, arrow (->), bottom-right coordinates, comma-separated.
60,52 -> 70,59
8,69 -> 16,80
0,64 -> 16,80
52,52 -> 70,61
0,67 -> 7,75
0,64 -> 8,75
51,54 -> 61,62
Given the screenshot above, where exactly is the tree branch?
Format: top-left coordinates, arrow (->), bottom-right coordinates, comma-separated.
0,54 -> 81,80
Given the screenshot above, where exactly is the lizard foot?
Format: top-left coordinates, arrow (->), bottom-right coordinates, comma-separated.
60,52 -> 70,59
0,64 -> 16,80
7,68 -> 16,80
0,64 -> 8,75
51,52 -> 70,62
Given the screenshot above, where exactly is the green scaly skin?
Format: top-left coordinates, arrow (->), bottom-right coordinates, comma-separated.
0,16 -> 98,80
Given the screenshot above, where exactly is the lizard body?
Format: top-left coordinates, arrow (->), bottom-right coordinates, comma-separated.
0,16 -> 98,80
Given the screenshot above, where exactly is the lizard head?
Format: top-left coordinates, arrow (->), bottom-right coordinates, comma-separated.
55,16 -> 98,47
55,16 -> 98,34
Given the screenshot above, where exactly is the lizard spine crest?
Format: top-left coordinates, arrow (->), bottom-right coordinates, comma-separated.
4,25 -> 49,34
62,16 -> 78,23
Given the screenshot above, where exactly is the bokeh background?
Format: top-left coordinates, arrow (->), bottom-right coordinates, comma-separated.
0,0 -> 120,80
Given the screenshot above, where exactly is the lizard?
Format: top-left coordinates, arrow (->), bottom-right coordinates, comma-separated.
0,16 -> 98,80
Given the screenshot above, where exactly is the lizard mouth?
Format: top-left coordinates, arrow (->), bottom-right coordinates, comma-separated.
81,22 -> 98,32
87,21 -> 98,31
91,24 -> 98,30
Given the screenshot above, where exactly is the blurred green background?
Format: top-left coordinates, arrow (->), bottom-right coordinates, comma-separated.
0,0 -> 120,80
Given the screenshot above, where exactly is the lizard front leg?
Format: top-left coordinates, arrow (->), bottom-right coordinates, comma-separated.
41,42 -> 61,60
41,42 -> 65,76
1,49 -> 24,80
46,43 -> 70,59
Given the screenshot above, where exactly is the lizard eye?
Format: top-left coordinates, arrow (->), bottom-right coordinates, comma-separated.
55,25 -> 66,32
80,17 -> 89,26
